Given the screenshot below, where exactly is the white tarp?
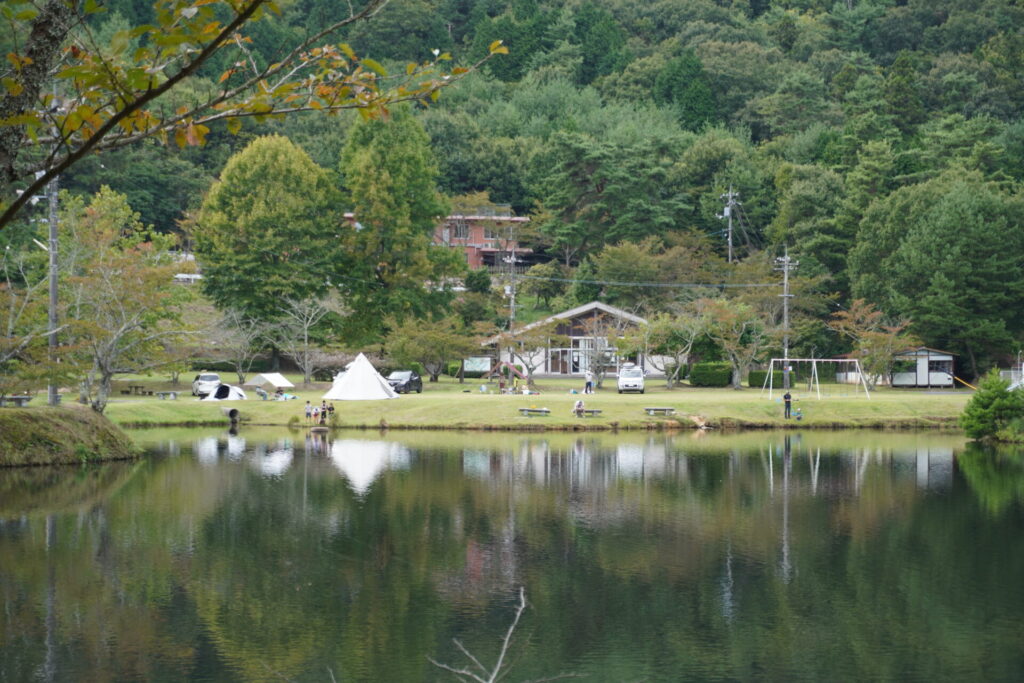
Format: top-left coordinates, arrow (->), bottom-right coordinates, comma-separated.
200,384 -> 247,401
243,372 -> 295,389
322,353 -> 398,401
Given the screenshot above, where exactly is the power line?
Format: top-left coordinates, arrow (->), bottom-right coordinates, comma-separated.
515,273 -> 777,288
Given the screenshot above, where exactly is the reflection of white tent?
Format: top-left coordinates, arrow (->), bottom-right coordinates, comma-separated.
322,353 -> 398,401
243,372 -> 295,389
201,384 -> 247,401
329,439 -> 410,495
254,447 -> 293,477
195,437 -> 220,465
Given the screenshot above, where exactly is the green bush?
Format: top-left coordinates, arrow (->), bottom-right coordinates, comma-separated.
444,361 -> 487,378
960,370 -> 1024,440
748,370 -> 783,388
689,362 -> 732,387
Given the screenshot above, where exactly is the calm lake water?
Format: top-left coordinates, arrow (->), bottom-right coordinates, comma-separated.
2,428 -> 1023,682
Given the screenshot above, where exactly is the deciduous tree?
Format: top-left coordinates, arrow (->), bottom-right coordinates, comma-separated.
698,297 -> 770,389
385,315 -> 479,382
61,187 -> 192,412
827,298 -> 916,390
195,135 -> 341,323
0,0 -> 502,232
339,107 -> 458,343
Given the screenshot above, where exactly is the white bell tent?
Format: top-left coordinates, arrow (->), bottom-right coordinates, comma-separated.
322,353 -> 398,401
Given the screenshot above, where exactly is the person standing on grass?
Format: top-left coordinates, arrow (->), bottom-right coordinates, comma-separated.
783,391 -> 792,419
584,369 -> 594,394
305,401 -> 312,424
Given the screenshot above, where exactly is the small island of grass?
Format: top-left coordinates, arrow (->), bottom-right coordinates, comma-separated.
0,406 -> 138,467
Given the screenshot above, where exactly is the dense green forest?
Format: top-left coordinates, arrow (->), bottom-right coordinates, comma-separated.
12,0 -> 1024,381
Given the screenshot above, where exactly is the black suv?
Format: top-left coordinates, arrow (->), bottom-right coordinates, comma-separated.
387,370 -> 423,394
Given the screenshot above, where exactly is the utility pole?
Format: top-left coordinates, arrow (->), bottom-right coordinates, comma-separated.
504,223 -> 518,330
46,172 -> 59,407
774,246 -> 798,390
719,186 -> 740,263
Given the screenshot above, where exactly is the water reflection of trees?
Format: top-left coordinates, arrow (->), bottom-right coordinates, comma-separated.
2,431 -> 1022,681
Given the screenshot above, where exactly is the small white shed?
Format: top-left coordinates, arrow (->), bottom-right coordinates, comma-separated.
891,347 -> 956,388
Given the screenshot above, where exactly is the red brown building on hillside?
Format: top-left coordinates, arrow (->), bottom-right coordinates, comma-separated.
433,206 -> 531,269
345,206 -> 532,270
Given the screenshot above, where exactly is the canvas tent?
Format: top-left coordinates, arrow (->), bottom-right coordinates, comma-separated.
201,384 -> 247,401
322,353 -> 398,401
243,372 -> 295,389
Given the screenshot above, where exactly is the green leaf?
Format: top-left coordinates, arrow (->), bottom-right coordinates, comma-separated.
361,58 -> 387,77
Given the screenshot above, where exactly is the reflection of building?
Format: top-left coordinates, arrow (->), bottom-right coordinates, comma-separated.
890,446 -> 954,490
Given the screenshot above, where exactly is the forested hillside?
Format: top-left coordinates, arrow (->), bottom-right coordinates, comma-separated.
40,0 -> 1024,374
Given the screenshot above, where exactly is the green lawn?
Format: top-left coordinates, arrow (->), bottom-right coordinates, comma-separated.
97,374 -> 971,430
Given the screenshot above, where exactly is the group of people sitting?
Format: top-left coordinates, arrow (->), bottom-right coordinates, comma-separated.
255,386 -> 297,400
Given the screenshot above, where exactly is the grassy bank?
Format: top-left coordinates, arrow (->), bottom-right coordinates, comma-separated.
99,376 -> 970,431
0,406 -> 139,466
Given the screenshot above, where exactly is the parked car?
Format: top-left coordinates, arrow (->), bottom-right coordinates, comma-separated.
192,372 -> 222,397
617,364 -> 645,394
387,370 -> 423,394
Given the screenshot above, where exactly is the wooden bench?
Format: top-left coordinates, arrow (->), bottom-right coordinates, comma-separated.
0,395 -> 33,407
519,407 -> 550,417
575,408 -> 602,417
644,407 -> 676,416
155,391 -> 178,400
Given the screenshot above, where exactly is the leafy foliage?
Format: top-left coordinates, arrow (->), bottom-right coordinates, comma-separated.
960,370 -> 1024,440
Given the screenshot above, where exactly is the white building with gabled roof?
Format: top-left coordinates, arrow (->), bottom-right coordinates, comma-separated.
491,301 -> 666,378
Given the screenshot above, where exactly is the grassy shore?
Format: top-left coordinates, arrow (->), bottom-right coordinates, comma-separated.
0,407 -> 138,466
97,375 -> 971,431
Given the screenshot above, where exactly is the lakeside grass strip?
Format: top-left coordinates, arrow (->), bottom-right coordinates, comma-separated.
99,378 -> 970,431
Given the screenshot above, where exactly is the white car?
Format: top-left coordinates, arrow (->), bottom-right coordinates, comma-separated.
617,364 -> 645,394
192,372 -> 222,397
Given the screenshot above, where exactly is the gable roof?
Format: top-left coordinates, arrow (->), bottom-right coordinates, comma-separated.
895,346 -> 958,357
519,301 -> 647,334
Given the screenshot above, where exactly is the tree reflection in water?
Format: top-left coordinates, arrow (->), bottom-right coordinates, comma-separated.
1,429 -> 1021,682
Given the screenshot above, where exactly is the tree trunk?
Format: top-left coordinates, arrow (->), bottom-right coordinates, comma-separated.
91,373 -> 112,413
730,360 -> 743,389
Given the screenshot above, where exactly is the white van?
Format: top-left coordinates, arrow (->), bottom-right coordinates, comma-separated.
617,364 -> 645,394
191,372 -> 222,397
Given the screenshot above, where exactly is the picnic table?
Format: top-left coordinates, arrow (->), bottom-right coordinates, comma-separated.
155,391 -> 178,400
644,407 -> 676,416
0,395 -> 32,407
519,407 -> 551,417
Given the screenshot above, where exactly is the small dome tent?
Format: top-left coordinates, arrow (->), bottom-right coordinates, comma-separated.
201,384 -> 247,401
